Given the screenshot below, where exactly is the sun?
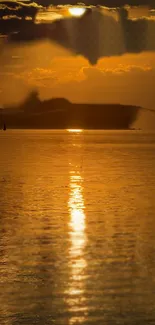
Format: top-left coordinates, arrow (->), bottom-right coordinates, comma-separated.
67,129 -> 83,133
68,7 -> 86,17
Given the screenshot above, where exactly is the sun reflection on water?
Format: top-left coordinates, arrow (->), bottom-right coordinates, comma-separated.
67,169 -> 87,323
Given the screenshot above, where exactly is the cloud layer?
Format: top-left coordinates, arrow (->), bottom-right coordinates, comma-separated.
0,0 -> 154,8
0,7 -> 155,65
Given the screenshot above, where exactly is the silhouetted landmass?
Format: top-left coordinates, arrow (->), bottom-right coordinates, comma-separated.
1,91 -> 142,129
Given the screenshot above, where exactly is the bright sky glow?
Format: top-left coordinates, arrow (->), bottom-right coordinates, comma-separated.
68,7 -> 86,17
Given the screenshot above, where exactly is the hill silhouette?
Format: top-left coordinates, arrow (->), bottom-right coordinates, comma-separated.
1,91 -> 142,129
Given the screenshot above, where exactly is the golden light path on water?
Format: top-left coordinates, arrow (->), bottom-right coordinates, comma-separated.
67,129 -> 87,324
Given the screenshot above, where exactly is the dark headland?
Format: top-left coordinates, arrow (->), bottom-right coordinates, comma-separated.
1,91 -> 142,129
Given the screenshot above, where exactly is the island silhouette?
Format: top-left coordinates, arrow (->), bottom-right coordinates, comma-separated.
1,91 -> 142,129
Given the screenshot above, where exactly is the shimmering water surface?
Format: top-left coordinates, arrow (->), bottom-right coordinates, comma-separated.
0,130 -> 155,325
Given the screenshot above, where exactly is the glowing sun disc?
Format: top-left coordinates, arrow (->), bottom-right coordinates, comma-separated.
67,129 -> 83,133
68,7 -> 86,17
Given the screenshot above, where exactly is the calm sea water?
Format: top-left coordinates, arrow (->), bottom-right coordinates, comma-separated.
0,130 -> 155,325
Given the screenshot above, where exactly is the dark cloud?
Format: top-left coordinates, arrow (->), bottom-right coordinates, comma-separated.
0,0 -> 155,9
0,1 -> 42,20
0,7 -> 155,65
16,0 -> 155,9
